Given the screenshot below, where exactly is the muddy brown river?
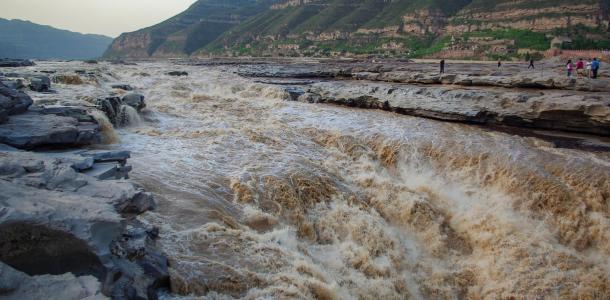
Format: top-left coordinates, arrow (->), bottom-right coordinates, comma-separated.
28,61 -> 610,299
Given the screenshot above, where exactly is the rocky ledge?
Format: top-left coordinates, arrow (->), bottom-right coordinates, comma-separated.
0,71 -> 165,299
0,147 -> 167,299
292,81 -> 610,136
238,62 -> 610,92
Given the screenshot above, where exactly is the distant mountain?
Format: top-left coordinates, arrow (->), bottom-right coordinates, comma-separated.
0,18 -> 113,60
105,0 -> 610,59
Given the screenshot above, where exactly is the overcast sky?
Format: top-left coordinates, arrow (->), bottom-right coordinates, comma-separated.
0,0 -> 197,37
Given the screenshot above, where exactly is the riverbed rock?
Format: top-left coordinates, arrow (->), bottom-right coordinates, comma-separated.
122,93 -> 146,111
30,105 -> 96,123
0,149 -> 168,299
0,112 -> 100,149
307,81 -> 610,136
0,262 -> 107,300
0,82 -> 33,123
0,79 -> 25,90
28,75 -> 51,92
167,71 -> 188,76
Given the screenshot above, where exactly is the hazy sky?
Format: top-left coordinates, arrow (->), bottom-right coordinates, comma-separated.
0,0 -> 197,37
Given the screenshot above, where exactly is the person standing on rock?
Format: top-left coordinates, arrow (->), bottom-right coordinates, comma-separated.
440,59 -> 445,74
591,58 -> 600,79
576,58 -> 585,78
586,59 -> 593,78
528,59 -> 535,69
566,60 -> 574,78
497,60 -> 502,69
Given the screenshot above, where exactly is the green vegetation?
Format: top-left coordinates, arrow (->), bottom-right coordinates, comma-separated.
464,29 -> 550,51
108,0 -> 610,59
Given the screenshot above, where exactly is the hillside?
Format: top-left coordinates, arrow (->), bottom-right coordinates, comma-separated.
106,0 -> 610,59
0,18 -> 112,60
103,0 -> 279,58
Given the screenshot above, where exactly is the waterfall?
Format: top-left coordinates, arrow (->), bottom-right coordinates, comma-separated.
90,109 -> 119,144
118,104 -> 142,127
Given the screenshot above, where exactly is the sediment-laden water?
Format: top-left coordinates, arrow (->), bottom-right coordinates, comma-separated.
36,62 -> 610,299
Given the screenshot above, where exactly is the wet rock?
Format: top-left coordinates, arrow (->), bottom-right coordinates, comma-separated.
0,82 -> 33,123
96,96 -> 122,125
115,191 -> 156,214
307,81 -> 610,136
84,60 -> 98,64
31,105 -> 96,123
0,59 -> 35,68
0,112 -> 100,149
297,92 -> 321,103
283,87 -> 305,101
0,262 -> 106,300
0,150 -> 167,299
28,75 -> 51,92
0,79 -> 25,90
111,84 -> 133,91
167,71 -> 188,76
122,93 -> 146,111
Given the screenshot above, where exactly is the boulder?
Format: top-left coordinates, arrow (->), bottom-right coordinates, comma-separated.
28,75 -> 51,92
0,82 -> 33,123
0,79 -> 25,90
96,97 -> 122,125
167,71 -> 188,76
122,93 -> 146,111
0,112 -> 100,149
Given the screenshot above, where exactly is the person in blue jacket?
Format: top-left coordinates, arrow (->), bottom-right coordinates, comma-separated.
591,58 -> 600,79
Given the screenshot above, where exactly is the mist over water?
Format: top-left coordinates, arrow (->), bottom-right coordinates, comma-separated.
45,62 -> 609,299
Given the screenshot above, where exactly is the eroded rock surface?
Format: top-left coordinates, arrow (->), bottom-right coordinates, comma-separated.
0,149 -> 167,299
304,81 -> 610,136
0,112 -> 100,149
0,82 -> 33,123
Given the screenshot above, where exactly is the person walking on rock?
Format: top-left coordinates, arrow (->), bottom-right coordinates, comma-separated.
566,60 -> 574,78
528,59 -> 535,69
440,59 -> 445,74
576,58 -> 585,78
591,58 -> 600,79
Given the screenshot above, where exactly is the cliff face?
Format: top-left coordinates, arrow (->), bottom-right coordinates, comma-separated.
106,0 -> 610,58
449,0 -> 605,33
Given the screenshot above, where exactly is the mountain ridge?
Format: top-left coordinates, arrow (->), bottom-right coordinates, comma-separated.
104,0 -> 610,59
0,18 -> 113,60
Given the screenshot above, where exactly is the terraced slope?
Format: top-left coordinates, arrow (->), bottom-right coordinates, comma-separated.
105,0 -> 610,58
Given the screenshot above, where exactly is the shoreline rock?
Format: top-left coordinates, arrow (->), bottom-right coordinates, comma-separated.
0,148 -> 168,299
301,81 -> 610,136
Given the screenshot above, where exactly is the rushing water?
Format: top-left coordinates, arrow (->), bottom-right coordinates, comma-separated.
33,62 -> 610,299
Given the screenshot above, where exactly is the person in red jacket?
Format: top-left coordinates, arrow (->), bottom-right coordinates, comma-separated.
576,58 -> 585,78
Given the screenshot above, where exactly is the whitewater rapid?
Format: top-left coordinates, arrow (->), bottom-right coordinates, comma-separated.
45,61 -> 609,299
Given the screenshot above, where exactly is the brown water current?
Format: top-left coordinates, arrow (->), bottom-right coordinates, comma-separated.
39,62 -> 609,299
